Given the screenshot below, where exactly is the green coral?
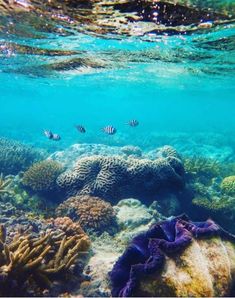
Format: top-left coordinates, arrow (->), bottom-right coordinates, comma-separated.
0,174 -> 13,198
192,196 -> 235,213
22,160 -> 64,193
183,156 -> 221,182
0,138 -> 45,175
221,176 -> 235,195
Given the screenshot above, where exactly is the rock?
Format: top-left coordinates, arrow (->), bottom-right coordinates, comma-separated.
114,198 -> 154,229
80,233 -> 123,297
138,238 -> 235,297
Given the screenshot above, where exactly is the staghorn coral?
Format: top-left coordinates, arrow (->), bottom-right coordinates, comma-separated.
0,219 -> 90,296
0,173 -> 13,198
192,196 -> 235,214
191,195 -> 235,233
56,148 -> 184,201
183,156 -> 221,183
22,160 -> 64,193
221,176 -> 235,195
56,195 -> 117,234
110,214 -> 235,297
0,138 -> 45,175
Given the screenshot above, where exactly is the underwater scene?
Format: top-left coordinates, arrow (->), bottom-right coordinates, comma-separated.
0,0 -> 235,297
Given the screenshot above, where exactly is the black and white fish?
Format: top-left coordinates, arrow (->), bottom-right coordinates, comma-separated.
43,130 -> 61,141
52,133 -> 61,141
75,125 -> 86,133
44,130 -> 53,139
102,125 -> 117,135
127,119 -> 139,127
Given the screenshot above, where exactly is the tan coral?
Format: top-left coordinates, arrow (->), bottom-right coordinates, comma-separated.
0,222 -> 90,296
56,195 -> 117,233
0,173 -> 13,197
22,160 -> 64,192
137,237 -> 235,297
56,152 -> 184,200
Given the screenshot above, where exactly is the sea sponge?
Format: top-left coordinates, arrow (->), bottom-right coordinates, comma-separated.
0,137 -> 44,175
221,176 -> 235,195
56,149 -> 184,201
22,160 -> 64,193
56,195 -> 117,234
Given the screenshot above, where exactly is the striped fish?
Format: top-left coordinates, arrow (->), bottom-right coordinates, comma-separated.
75,125 -> 86,133
44,130 -> 53,139
52,133 -> 61,141
102,125 -> 117,135
127,119 -> 139,127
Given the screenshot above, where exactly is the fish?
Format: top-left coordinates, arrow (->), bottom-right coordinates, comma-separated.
43,130 -> 61,141
102,125 -> 117,135
127,119 -> 139,127
75,125 -> 86,133
44,130 -> 53,139
51,133 -> 61,141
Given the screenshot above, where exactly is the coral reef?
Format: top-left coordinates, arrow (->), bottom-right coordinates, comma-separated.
50,144 -> 129,168
120,146 -> 142,157
0,174 -> 56,217
110,214 -> 235,297
114,199 -> 155,230
0,138 -> 45,175
192,196 -> 235,213
0,218 -> 90,296
56,195 -> 117,234
22,160 -> 64,193
183,156 -> 221,183
221,176 -> 235,195
56,147 -> 184,201
0,173 -> 13,198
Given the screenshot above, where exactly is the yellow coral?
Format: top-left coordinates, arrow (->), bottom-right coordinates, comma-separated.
0,222 -> 90,296
22,160 -> 63,192
221,176 -> 235,195
0,173 -> 13,197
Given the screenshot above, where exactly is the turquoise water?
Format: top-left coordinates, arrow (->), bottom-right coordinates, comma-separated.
1,27 -> 235,152
1,2 -> 235,296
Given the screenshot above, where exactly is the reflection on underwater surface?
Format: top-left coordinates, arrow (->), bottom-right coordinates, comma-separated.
0,0 -> 235,297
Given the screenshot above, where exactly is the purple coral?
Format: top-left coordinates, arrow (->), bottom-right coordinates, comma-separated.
109,214 -> 235,297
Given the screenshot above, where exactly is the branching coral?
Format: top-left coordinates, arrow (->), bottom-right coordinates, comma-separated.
22,160 -> 64,193
110,214 -> 235,297
0,219 -> 90,296
0,138 -> 44,175
183,156 -> 221,183
56,148 -> 184,200
192,196 -> 235,214
0,173 -> 13,197
56,195 -> 117,234
221,176 -> 235,195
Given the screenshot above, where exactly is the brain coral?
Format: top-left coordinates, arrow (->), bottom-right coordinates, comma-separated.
0,137 -> 44,175
221,176 -> 235,195
56,147 -> 184,201
22,160 -> 64,193
56,195 -> 117,234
